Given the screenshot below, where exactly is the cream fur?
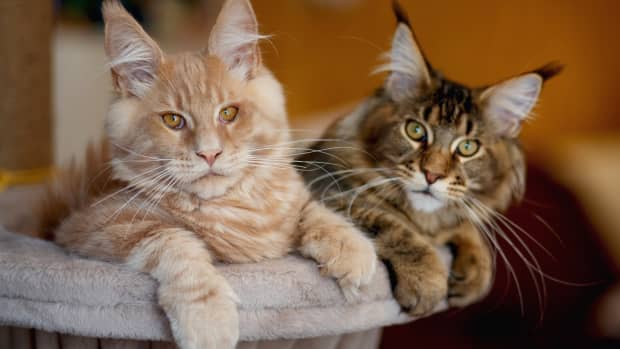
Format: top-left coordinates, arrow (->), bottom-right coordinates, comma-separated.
40,2 -> 379,349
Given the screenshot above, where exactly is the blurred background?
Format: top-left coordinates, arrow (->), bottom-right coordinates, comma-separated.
1,0 -> 619,348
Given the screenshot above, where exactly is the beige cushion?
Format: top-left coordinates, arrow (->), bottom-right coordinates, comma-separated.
0,185 -> 448,342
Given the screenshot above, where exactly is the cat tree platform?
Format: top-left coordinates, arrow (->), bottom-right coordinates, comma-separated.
0,185 -> 448,349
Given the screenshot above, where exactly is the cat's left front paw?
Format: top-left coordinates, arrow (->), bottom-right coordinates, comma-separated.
320,233 -> 378,301
447,246 -> 493,307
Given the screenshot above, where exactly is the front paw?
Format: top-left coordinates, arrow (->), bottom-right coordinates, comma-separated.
447,247 -> 493,307
320,234 -> 378,301
393,264 -> 448,316
163,286 -> 239,349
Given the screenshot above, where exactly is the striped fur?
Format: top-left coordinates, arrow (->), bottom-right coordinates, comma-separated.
298,2 -> 561,315
38,2 -> 377,349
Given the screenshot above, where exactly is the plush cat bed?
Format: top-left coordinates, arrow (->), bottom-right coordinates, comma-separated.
0,185 -> 448,346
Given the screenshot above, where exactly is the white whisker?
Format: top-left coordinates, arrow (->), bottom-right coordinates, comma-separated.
106,168 -> 173,222
110,142 -> 174,161
90,164 -> 170,207
346,177 -> 402,218
460,200 -> 525,314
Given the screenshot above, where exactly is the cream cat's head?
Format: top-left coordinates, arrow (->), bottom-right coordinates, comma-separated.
363,3 -> 562,214
103,0 -> 286,199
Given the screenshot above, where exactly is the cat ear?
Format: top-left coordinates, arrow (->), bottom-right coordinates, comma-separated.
479,62 -> 563,137
378,1 -> 432,102
103,0 -> 163,97
208,0 -> 264,80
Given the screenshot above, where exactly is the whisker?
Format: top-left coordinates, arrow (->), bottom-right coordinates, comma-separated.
469,200 -> 546,319
531,212 -> 565,246
110,142 -> 175,161
472,200 -> 556,261
248,155 -> 349,174
460,200 -> 525,314
122,173 -> 176,235
251,146 -> 354,165
246,159 -> 305,169
246,163 -> 293,171
90,164 -> 170,207
106,169 -> 173,222
321,171 -> 393,199
346,177 -> 402,218
250,138 -> 358,149
140,174 -> 179,223
316,168 -> 392,201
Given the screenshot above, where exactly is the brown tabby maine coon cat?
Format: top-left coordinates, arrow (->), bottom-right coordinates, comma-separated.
37,1 -> 377,348
298,2 -> 561,316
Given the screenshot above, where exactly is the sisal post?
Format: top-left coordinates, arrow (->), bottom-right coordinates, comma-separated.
0,0 -> 53,187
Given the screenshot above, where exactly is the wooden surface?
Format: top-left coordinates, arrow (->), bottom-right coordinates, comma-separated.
0,0 -> 53,170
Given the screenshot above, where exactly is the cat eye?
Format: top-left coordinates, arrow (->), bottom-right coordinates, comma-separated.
161,113 -> 186,130
219,106 -> 239,123
405,120 -> 427,142
456,139 -> 480,157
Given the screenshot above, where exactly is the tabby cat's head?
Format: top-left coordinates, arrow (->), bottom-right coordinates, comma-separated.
103,0 -> 286,199
363,3 -> 561,214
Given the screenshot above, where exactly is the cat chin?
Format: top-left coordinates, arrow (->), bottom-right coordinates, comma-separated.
182,175 -> 238,201
407,192 -> 445,213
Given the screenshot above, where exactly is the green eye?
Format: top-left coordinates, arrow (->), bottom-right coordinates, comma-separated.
405,121 -> 427,142
456,139 -> 480,157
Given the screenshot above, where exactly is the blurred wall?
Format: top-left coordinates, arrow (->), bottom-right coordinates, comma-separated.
50,0 -> 620,163
249,0 -> 620,156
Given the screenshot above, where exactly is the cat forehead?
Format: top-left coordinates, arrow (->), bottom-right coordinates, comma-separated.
160,54 -> 218,86
420,81 -> 475,122
402,81 -> 485,135
154,54 -> 239,106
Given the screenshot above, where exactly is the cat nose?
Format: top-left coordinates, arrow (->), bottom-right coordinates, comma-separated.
196,149 -> 222,166
424,170 -> 444,185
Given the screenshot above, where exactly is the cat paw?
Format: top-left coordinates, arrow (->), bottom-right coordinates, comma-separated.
319,234 -> 377,301
384,247 -> 449,316
447,249 -> 493,307
164,286 -> 239,349
394,267 -> 448,317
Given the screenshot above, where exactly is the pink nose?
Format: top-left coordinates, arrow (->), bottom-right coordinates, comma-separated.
424,171 -> 444,185
196,149 -> 222,166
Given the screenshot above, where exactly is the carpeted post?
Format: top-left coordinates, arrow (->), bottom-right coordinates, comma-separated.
0,1 -> 53,190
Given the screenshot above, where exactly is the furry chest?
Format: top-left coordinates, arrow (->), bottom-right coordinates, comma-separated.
173,205 -> 298,263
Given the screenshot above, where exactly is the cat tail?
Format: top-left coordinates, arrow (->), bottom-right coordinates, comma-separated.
35,140 -> 115,240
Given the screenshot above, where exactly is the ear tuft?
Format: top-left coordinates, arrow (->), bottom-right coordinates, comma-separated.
103,0 -> 163,97
208,0 -> 265,80
533,61 -> 564,81
392,0 -> 412,28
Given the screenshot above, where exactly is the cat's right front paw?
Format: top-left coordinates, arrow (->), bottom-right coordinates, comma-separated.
394,270 -> 447,316
319,232 -> 378,301
164,286 -> 239,349
388,250 -> 448,316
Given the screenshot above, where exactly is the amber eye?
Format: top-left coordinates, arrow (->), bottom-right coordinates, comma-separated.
161,113 -> 185,130
405,120 -> 427,142
456,139 -> 480,157
219,106 -> 239,123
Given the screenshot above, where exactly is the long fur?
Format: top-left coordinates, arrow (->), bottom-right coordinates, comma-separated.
37,141 -> 117,240
299,2 -> 561,315
37,2 -> 377,349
